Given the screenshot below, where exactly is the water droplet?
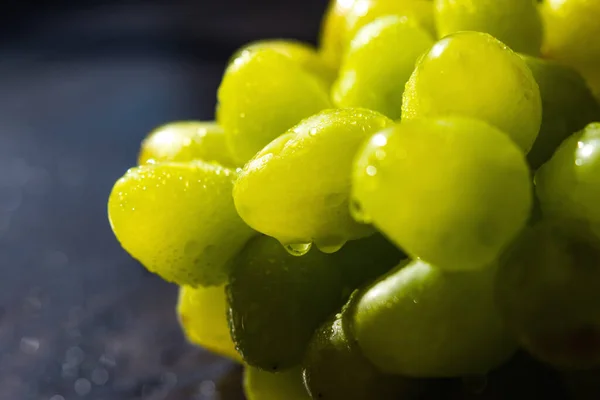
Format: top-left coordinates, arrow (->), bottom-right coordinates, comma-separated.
315,241 -> 345,254
20,337 -> 40,354
65,346 -> 85,367
99,354 -> 117,368
74,378 -> 91,396
283,242 -> 312,256
366,165 -> 377,176
349,199 -> 371,223
308,127 -> 318,136
199,380 -> 216,397
91,367 -> 109,385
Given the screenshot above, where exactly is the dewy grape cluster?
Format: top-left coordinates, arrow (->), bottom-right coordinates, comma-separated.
107,0 -> 600,398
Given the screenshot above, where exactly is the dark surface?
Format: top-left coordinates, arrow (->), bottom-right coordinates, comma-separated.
0,1 -> 325,399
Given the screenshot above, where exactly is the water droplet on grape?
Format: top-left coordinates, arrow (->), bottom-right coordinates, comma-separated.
315,241 -> 346,254
283,242 -> 312,256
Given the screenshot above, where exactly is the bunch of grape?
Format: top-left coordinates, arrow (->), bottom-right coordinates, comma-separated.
108,0 -> 600,398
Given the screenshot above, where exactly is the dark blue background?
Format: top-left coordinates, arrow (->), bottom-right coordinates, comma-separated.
0,2 -> 325,399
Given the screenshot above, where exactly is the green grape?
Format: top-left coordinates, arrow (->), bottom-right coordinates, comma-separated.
535,123 -> 600,231
352,117 -> 532,271
235,40 -> 337,89
541,0 -> 600,74
217,48 -> 331,164
233,108 -> 393,253
402,31 -> 542,152
138,121 -> 238,168
107,161 -> 256,286
319,0 -> 355,70
226,235 -> 345,371
495,221 -> 600,369
177,285 -> 241,362
319,0 -> 435,70
434,0 -> 543,55
332,15 -> 434,120
303,293 -> 420,399
344,0 -> 436,46
331,233 -> 406,290
522,56 -> 600,169
244,367 -> 311,400
352,259 -> 517,377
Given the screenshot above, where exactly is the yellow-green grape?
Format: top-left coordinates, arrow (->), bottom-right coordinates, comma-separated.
234,108 -> 393,253
495,221 -> 600,369
352,117 -> 532,271
227,235 -> 344,371
108,161 -> 255,286
535,123 -> 600,231
302,293 -> 419,399
434,0 -> 543,55
332,15 -> 434,120
402,31 -> 542,153
244,367 -> 311,400
352,260 -> 517,377
236,40 -> 337,89
319,0 -> 356,69
319,0 -> 435,70
217,48 -> 331,164
344,0 -> 436,45
177,285 -> 241,362
138,121 -> 237,168
521,56 -> 600,169
541,0 -> 600,73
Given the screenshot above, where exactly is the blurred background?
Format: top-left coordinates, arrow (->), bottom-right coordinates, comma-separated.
0,1 -> 326,398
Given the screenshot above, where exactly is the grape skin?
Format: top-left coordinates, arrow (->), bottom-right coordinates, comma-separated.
434,0 -> 543,55
352,259 -> 517,377
217,48 -> 331,164
352,117 -> 532,271
402,31 -> 542,153
233,108 -> 393,252
332,15 -> 435,120
108,161 -> 256,286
